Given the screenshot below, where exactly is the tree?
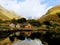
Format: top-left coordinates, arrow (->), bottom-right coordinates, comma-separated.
27,19 -> 41,27
56,12 -> 60,17
11,18 -> 17,24
43,21 -> 52,30
43,21 -> 51,26
17,18 -> 26,23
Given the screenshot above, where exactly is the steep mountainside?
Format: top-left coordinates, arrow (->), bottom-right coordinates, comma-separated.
46,5 -> 60,14
38,5 -> 60,24
0,5 -> 22,20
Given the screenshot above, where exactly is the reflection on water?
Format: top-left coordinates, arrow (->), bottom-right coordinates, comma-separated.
13,38 -> 44,45
0,31 -> 44,45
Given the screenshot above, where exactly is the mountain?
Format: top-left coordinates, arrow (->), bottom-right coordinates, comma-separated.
46,5 -> 60,14
0,5 -> 23,20
38,5 -> 60,24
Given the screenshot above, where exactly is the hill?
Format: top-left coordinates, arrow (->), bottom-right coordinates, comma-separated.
38,5 -> 60,24
0,5 -> 22,20
37,5 -> 60,31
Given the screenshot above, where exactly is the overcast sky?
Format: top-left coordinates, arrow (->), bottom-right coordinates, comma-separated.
0,0 -> 60,18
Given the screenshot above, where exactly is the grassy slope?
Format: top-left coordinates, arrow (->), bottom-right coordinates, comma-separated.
38,5 -> 60,23
0,5 -> 22,20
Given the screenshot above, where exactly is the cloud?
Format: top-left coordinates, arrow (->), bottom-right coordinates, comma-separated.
0,0 -> 52,18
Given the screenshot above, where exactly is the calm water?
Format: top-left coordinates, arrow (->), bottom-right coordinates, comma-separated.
13,38 -> 44,45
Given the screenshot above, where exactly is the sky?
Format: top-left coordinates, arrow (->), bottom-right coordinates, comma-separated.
0,0 -> 60,18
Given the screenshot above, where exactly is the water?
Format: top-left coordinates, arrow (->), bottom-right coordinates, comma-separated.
13,38 -> 44,45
